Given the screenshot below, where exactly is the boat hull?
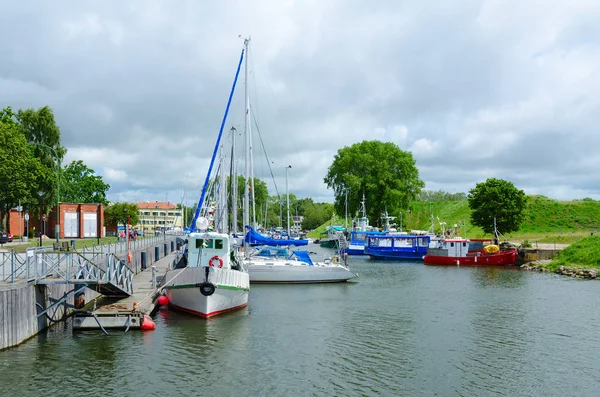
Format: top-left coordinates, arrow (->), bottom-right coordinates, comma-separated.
319,239 -> 339,248
248,264 -> 357,283
424,249 -> 518,266
164,267 -> 249,318
344,242 -> 366,255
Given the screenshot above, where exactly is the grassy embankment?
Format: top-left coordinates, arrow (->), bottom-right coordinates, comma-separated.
534,236 -> 600,271
309,195 -> 600,268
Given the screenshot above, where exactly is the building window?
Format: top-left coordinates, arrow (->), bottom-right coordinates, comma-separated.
152,212 -> 158,216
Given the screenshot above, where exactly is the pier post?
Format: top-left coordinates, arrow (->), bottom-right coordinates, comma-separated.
155,246 -> 160,262
141,251 -> 147,270
151,265 -> 157,289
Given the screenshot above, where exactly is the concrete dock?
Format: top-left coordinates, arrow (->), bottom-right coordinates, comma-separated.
1,237 -> 181,350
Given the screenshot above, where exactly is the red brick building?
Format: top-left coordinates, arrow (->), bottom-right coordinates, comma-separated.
6,203 -> 105,239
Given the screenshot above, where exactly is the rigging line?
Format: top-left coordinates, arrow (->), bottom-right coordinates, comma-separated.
252,44 -> 301,158
250,104 -> 280,198
190,46 -> 245,229
249,41 -> 261,131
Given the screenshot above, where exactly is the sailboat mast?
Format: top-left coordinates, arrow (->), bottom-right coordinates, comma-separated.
286,165 -> 291,236
231,126 -> 238,234
219,146 -> 228,234
243,37 -> 251,234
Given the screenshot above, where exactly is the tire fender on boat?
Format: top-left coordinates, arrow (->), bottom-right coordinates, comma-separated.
209,256 -> 224,268
199,282 -> 216,296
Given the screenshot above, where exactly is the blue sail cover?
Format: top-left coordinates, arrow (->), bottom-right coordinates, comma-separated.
290,250 -> 314,266
244,226 -> 308,247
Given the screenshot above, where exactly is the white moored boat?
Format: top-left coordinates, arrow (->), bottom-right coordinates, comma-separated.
164,232 -> 249,318
246,250 -> 358,283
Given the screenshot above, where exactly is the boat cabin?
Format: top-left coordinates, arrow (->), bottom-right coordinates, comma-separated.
187,232 -> 230,268
428,239 -> 470,257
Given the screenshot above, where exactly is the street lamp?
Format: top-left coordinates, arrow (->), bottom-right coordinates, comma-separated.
29,142 -> 61,244
37,191 -> 45,247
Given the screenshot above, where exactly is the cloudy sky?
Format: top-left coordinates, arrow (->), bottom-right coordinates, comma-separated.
1,0 -> 599,207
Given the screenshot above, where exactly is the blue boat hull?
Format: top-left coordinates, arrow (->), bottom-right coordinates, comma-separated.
344,247 -> 366,255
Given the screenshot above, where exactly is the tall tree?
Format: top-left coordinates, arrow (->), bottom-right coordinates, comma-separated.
0,121 -> 43,226
60,160 -> 110,205
16,106 -> 66,212
467,178 -> 527,234
104,202 -> 140,228
324,140 -> 424,227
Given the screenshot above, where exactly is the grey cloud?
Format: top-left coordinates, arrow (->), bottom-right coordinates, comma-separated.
1,0 -> 599,206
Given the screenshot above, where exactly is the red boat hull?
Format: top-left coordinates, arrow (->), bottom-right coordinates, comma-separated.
424,249 -> 518,266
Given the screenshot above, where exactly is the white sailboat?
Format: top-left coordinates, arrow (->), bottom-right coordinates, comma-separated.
223,38 -> 357,284
246,252 -> 357,283
163,40 -> 251,318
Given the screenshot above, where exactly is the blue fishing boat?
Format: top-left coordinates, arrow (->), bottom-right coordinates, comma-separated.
364,233 -> 431,260
344,194 -> 384,255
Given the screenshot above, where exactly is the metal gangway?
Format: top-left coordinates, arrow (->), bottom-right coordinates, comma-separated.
2,247 -> 133,297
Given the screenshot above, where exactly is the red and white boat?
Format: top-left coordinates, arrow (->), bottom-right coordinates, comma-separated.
423,238 -> 518,266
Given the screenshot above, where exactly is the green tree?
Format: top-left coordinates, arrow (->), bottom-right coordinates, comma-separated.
104,202 -> 140,228
16,106 -> 66,211
324,140 -> 424,227
467,178 -> 527,234
301,201 -> 335,230
0,121 -> 43,226
417,189 -> 467,202
60,160 -> 110,205
0,106 -> 17,126
230,176 -> 270,229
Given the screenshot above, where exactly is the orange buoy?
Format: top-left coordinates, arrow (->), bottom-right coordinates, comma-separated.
157,295 -> 169,307
140,314 -> 156,331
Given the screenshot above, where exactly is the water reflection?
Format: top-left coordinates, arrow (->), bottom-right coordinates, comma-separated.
2,257 -> 600,396
470,266 -> 525,289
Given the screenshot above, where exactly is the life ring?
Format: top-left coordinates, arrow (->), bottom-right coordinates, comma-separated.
209,256 -> 224,268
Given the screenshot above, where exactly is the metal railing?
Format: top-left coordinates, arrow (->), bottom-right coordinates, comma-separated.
0,235 -> 178,287
9,248 -> 135,296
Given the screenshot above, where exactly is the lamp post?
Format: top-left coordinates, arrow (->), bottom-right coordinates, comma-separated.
37,191 -> 45,247
30,142 -> 60,244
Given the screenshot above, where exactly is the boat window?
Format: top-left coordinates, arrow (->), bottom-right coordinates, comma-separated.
196,238 -> 214,249
450,242 -> 455,247
215,239 -> 223,249
462,242 -> 467,247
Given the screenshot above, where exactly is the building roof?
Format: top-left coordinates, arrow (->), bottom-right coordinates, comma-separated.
137,201 -> 177,210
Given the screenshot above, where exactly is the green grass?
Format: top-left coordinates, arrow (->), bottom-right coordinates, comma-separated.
543,236 -> 600,270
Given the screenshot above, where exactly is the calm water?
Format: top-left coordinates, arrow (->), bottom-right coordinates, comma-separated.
2,246 -> 600,396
